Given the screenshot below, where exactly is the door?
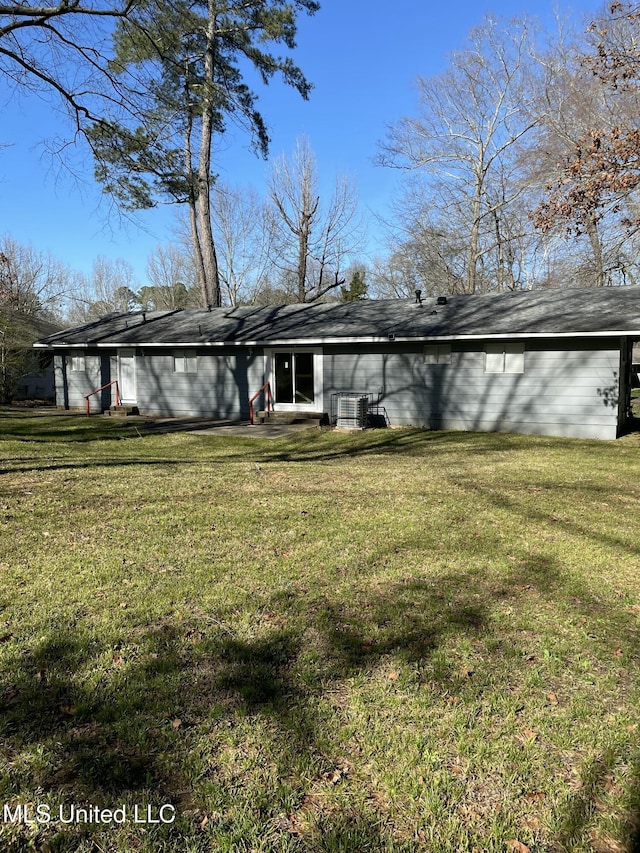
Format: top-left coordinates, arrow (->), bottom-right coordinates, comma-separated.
118,349 -> 137,403
271,349 -> 321,409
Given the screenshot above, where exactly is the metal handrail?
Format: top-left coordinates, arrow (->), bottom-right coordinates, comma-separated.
84,380 -> 120,416
248,381 -> 272,425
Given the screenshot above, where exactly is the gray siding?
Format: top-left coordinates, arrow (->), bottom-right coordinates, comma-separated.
134,348 -> 264,418
54,337 -> 625,439
58,347 -> 265,419
113,348 -> 263,419
55,352 -> 102,412
323,338 -> 622,440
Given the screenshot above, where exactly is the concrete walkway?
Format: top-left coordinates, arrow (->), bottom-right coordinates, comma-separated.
138,416 -> 321,438
189,421 -> 321,438
4,407 -> 322,439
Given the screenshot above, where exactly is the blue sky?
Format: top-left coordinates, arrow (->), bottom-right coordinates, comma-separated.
0,0 -> 599,286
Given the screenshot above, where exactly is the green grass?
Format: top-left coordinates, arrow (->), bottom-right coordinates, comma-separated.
0,409 -> 639,852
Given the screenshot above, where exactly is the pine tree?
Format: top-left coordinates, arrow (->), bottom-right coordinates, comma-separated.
89,0 -> 319,308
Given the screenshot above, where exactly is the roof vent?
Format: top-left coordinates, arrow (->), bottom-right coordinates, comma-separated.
415,289 -> 422,304
436,296 -> 447,306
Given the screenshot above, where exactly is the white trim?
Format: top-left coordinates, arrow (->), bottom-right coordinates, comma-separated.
264,347 -> 323,412
35,330 -> 640,349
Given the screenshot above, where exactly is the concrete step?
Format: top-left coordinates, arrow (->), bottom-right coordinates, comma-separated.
109,405 -> 140,417
257,410 -> 327,426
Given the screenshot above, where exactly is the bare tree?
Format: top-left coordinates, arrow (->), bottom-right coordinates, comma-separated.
210,184 -> 270,306
379,16 -> 541,295
141,243 -> 199,310
267,135 -> 364,303
0,234 -> 68,317
0,234 -> 70,401
533,2 -> 640,286
68,255 -> 139,322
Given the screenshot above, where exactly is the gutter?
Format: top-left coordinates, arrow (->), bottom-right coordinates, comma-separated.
33,330 -> 640,349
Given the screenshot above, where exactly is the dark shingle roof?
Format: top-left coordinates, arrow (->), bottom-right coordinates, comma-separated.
34,287 -> 640,349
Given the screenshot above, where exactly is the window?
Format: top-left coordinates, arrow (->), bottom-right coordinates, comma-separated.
173,350 -> 198,374
424,343 -> 451,365
484,342 -> 525,374
69,352 -> 85,372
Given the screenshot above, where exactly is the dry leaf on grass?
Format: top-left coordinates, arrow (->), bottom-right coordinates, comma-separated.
517,728 -> 538,745
524,790 -> 546,801
326,764 -> 350,785
506,841 -> 531,853
588,829 -> 627,853
521,816 -> 543,832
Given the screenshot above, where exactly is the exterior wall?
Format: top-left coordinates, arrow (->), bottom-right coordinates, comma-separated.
57,347 -> 265,419
55,351 -> 103,412
323,338 -> 623,440
53,337 -> 624,439
133,347 -> 264,418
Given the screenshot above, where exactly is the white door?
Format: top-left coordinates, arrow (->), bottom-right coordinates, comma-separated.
118,349 -> 137,403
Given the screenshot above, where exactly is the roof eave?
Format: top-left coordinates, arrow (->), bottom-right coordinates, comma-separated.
33,329 -> 640,348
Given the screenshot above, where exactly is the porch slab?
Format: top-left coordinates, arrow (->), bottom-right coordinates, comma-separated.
138,416 -> 322,438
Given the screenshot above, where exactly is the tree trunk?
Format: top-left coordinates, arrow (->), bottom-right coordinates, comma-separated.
194,1 -> 221,308
585,213 -> 605,287
467,169 -> 483,294
297,221 -> 309,302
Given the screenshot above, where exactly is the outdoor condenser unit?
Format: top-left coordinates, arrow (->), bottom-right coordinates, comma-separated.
336,394 -> 368,430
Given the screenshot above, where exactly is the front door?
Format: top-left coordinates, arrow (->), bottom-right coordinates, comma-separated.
118,349 -> 137,403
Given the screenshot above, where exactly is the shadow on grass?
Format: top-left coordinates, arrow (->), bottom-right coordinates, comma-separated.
0,570 -> 485,851
0,412 -> 142,444
0,409 -> 589,462
2,555 -> 638,852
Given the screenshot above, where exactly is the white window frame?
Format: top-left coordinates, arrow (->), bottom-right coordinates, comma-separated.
484,342 -> 525,374
424,343 -> 452,365
69,351 -> 85,372
173,350 -> 198,374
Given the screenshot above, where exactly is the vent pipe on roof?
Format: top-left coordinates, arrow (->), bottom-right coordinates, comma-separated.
415,289 -> 422,304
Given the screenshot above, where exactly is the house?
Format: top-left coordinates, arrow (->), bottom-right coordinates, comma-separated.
33,287 -> 640,440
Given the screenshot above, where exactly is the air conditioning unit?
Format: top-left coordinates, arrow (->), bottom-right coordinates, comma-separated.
336,394 -> 368,429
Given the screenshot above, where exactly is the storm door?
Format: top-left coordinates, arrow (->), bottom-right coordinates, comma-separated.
118,349 -> 137,403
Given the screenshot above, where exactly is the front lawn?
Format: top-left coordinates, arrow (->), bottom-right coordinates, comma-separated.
0,411 -> 639,852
